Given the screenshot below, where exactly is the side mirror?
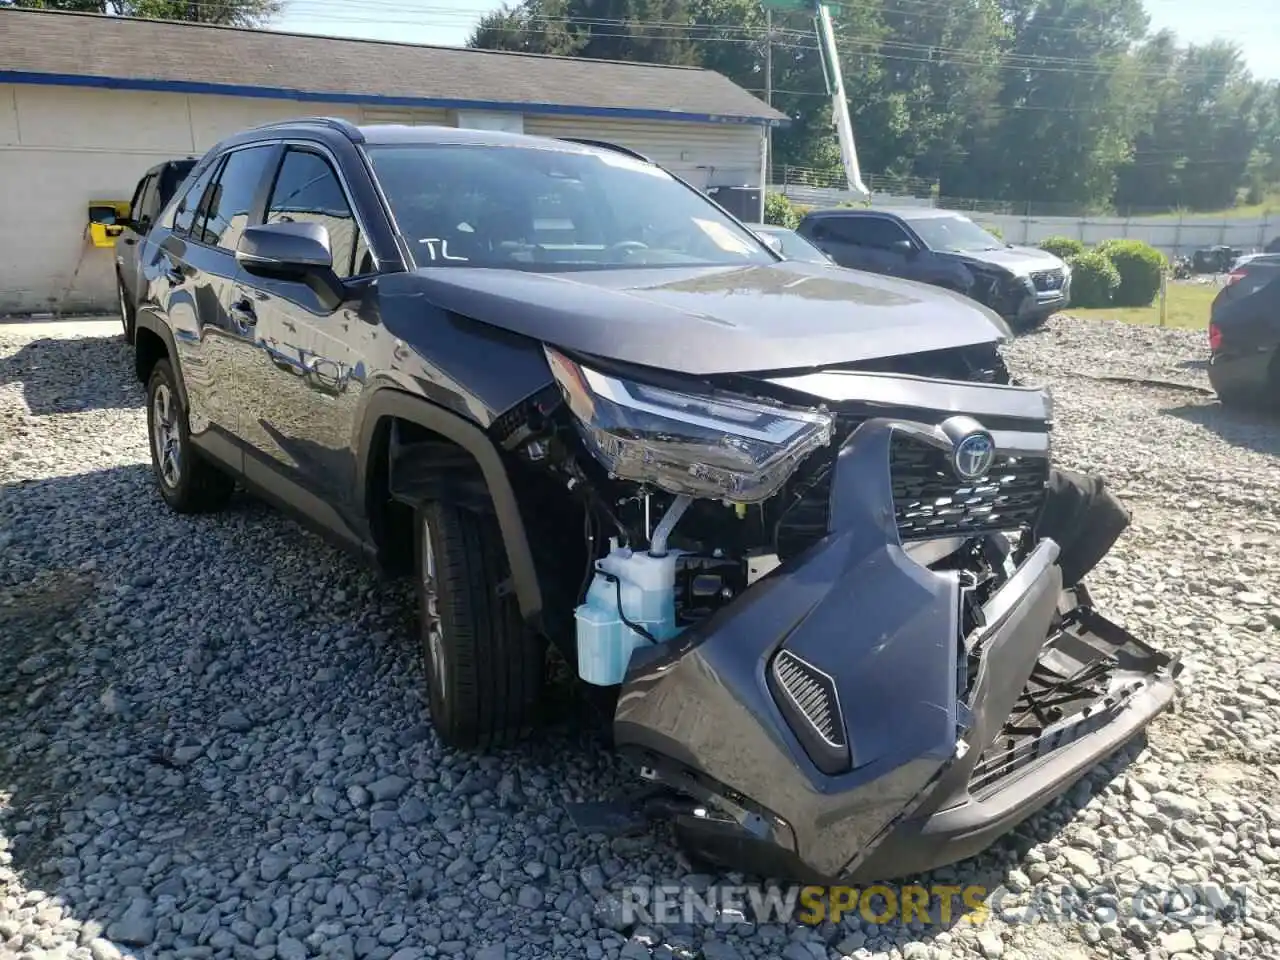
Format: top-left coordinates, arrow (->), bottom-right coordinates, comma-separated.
891,239 -> 917,256
237,221 -> 346,310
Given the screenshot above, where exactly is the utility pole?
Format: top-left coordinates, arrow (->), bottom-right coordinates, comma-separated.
765,8 -> 773,188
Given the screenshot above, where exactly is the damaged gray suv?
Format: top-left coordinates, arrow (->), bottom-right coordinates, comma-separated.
132,118 -> 1180,883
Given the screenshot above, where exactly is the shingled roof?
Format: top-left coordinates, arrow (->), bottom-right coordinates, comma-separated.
0,9 -> 787,126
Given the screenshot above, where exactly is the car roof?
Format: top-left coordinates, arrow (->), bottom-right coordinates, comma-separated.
805,206 -> 969,221
144,157 -> 197,176
213,116 -> 643,162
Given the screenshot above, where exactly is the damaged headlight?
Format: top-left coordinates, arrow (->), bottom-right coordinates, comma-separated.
545,347 -> 833,503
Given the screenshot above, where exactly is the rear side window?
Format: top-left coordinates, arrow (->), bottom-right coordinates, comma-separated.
172,161 -> 220,237
201,145 -> 274,251
132,176 -> 160,233
129,175 -> 153,224
265,148 -> 370,278
157,160 -> 198,210
826,216 -> 909,249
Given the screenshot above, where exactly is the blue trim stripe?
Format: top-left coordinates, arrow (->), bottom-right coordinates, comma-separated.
0,70 -> 787,127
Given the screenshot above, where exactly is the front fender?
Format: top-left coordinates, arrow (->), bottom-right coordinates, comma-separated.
354,387 -> 543,623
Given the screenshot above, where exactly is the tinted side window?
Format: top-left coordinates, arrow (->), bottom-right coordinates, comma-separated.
266,149 -> 370,279
859,218 -> 911,249
129,175 -> 153,225
202,145 -> 274,251
173,161 -> 220,237
134,176 -> 160,233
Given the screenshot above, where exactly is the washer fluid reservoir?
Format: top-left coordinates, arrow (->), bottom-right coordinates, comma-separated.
574,538 -> 682,686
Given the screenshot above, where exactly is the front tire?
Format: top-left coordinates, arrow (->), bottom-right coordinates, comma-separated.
146,359 -> 234,514
416,500 -> 545,749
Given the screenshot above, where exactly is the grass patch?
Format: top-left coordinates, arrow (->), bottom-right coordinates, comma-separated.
1063,280 -> 1219,330
1142,192 -> 1280,221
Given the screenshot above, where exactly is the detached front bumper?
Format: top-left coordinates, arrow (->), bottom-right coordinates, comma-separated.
614,418 -> 1178,882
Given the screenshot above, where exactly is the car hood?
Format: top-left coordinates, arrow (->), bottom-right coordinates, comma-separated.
404,261 -> 1009,376
940,245 -> 1066,277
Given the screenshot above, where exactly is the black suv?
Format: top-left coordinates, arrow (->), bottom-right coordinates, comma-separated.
796,207 -> 1071,329
116,157 -> 198,343
131,118 -> 1177,883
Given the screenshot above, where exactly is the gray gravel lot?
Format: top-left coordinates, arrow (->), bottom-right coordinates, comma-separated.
1,315 -> 1279,960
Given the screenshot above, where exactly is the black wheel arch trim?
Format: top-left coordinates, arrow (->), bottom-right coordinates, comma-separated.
356,388 -> 543,624
132,313 -> 189,410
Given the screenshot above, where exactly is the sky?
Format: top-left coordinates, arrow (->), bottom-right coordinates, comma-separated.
273,0 -> 1280,81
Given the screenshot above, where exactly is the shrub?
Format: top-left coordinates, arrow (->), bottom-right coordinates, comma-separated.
982,222 -> 1004,241
1093,239 -> 1168,307
1039,236 -> 1085,260
1066,250 -> 1121,308
764,192 -> 801,229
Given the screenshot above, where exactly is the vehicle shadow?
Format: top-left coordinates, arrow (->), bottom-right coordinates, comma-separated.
1162,399 -> 1280,458
0,333 -> 141,415
0,462 -> 1156,957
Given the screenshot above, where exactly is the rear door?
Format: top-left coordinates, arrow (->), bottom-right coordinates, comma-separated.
806,215 -> 913,276
117,171 -> 157,305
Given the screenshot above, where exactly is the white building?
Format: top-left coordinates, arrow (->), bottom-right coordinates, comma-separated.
0,9 -> 784,314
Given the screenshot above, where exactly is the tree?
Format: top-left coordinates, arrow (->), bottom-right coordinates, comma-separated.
1114,37 -> 1267,212
2,0 -> 280,26
467,0 -> 1279,213
943,0 -> 1150,210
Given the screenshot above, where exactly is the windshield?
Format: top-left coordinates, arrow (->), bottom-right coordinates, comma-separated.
907,215 -> 1005,253
757,226 -> 831,264
366,144 -> 775,270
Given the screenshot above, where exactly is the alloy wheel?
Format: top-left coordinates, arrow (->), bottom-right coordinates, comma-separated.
421,521 -> 446,701
152,383 -> 182,488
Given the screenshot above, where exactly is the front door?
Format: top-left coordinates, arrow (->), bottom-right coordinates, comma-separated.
161,144 -> 278,465
236,144 -> 378,545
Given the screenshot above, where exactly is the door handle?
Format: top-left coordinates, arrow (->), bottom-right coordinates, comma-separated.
230,298 -> 257,329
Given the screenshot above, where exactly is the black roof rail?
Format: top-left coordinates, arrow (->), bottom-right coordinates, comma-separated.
247,116 -> 365,143
558,137 -> 652,163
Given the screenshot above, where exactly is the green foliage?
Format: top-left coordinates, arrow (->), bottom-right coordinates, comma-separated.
1093,239 -> 1168,306
983,223 -> 1004,241
1039,236 -> 1087,260
465,0 -> 1280,215
3,0 -> 280,24
1067,250 -> 1122,308
764,192 -> 801,229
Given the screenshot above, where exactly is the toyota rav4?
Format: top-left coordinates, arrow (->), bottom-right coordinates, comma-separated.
131,117 -> 1179,883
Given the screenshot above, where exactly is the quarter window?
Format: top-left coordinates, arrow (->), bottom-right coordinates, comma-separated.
202,146 -> 275,252
133,176 -> 160,233
265,148 -> 370,279
172,161 -> 220,238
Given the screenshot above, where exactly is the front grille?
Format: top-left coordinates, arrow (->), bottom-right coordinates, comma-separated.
1030,269 -> 1065,292
774,421 -> 1050,556
892,435 -> 1050,539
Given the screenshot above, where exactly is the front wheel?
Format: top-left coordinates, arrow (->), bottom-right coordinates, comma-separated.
416,500 -> 545,749
146,359 -> 234,514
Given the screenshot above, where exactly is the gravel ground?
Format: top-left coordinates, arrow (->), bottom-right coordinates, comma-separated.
1,314 -> 1278,960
